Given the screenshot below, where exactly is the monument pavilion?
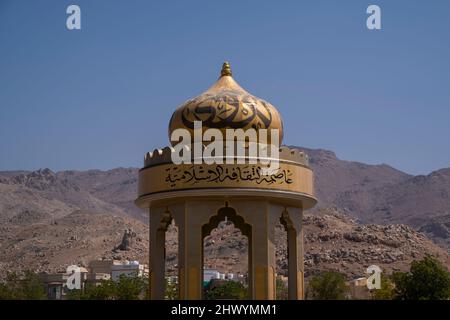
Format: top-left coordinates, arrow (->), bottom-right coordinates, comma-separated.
135,62 -> 317,300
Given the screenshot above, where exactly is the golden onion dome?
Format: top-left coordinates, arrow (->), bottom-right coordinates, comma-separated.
168,62 -> 284,145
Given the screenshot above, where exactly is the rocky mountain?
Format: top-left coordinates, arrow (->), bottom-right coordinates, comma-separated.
292,147 -> 450,247
0,145 -> 449,279
295,147 -> 411,210
418,214 -> 450,250
203,208 -> 450,278
0,211 -> 148,277
1,209 -> 448,281
56,168 -> 144,221
299,209 -> 450,278
0,169 -> 129,226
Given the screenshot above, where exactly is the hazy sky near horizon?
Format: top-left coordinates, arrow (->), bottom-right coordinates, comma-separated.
1,0 -> 450,175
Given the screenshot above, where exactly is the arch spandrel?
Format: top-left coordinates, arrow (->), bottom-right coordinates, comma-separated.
202,206 -> 252,238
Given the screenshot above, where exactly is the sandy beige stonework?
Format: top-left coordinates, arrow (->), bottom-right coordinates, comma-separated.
135,63 -> 316,300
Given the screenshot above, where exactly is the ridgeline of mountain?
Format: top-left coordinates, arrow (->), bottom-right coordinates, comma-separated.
56,168 -> 144,221
0,145 -> 449,258
0,168 -> 127,225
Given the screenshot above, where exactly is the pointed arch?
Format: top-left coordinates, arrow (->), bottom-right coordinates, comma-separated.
202,206 -> 251,238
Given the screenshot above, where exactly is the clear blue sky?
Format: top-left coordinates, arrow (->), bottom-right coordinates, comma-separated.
1,0 -> 449,175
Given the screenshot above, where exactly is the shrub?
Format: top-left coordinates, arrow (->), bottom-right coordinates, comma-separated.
392,255 -> 450,300
307,271 -> 348,300
67,275 -> 148,300
276,278 -> 288,300
205,281 -> 247,300
0,271 -> 46,300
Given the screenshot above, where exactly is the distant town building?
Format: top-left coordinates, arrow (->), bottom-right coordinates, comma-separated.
203,268 -> 220,283
86,272 -> 111,285
40,267 -> 88,300
87,260 -> 113,285
111,260 -> 148,281
347,277 -> 371,299
88,260 -> 114,274
202,268 -> 241,286
39,259 -> 148,299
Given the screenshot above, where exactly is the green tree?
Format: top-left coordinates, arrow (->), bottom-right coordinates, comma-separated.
115,275 -> 147,300
67,275 -> 148,300
66,280 -> 116,300
0,283 -> 11,299
65,288 -> 85,300
0,271 -> 46,300
307,271 -> 349,300
0,273 -> 18,299
276,278 -> 288,300
165,278 -> 178,300
392,255 -> 450,300
205,281 -> 248,300
21,271 -> 47,299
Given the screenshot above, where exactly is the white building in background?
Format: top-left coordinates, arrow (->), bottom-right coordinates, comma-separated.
40,259 -> 149,299
111,260 -> 149,281
203,269 -> 221,282
203,269 -> 239,283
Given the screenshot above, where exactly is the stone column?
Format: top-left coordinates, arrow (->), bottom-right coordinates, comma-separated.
172,201 -> 222,300
286,207 -> 304,300
233,201 -> 277,300
149,207 -> 166,300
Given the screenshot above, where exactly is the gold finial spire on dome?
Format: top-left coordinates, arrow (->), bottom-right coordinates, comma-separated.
168,62 -> 284,145
220,61 -> 232,77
